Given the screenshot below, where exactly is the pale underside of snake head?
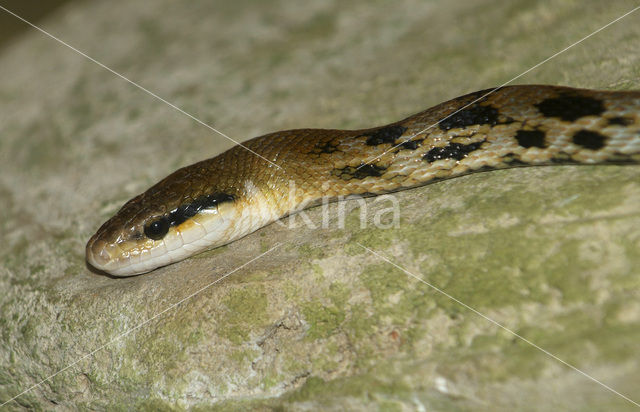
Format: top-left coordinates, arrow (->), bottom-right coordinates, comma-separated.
85,159 -> 247,276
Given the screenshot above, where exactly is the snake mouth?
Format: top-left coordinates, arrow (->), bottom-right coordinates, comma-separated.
86,241 -> 177,277
86,232 -> 186,277
85,204 -> 243,276
86,236 -> 140,277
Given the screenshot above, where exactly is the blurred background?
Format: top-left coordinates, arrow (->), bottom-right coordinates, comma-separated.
0,1 -> 75,49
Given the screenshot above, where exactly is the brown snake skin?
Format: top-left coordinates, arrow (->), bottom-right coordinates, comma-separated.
86,85 -> 640,276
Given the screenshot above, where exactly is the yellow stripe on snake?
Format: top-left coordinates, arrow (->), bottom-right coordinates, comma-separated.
86,85 -> 640,276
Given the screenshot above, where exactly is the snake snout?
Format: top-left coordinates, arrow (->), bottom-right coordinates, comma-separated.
86,238 -> 115,271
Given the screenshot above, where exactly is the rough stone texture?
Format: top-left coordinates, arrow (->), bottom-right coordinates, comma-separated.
1,0 -> 640,410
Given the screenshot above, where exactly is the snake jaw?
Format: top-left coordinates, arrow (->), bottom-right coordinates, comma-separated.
87,239 -> 172,277
86,200 -> 245,276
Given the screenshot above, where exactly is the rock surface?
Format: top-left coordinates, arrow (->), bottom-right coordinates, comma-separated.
1,0 -> 639,410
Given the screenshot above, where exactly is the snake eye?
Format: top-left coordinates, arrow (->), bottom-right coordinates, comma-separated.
144,217 -> 169,240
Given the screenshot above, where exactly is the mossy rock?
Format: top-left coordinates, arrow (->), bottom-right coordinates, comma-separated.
1,0 -> 639,410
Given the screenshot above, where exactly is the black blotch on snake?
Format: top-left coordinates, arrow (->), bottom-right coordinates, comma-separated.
399,139 -> 422,150
515,129 -> 546,148
572,130 -> 607,150
333,164 -> 387,180
536,94 -> 604,122
608,116 -> 633,126
423,141 -> 484,162
361,125 -> 407,146
438,105 -> 499,131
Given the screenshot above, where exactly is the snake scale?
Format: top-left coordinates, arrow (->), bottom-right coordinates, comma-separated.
86,85 -> 640,276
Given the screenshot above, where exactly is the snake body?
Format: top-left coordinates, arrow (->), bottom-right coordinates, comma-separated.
86,85 -> 640,276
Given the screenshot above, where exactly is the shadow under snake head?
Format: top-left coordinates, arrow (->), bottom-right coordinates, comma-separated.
86,163 -> 240,277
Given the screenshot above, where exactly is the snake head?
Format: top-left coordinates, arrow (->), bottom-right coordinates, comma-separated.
86,165 -> 238,276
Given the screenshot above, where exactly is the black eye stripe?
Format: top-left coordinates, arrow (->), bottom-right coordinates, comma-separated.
168,193 -> 235,226
170,204 -> 199,226
143,193 -> 235,240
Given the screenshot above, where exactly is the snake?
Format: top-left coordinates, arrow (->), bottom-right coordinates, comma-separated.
86,85 -> 640,276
